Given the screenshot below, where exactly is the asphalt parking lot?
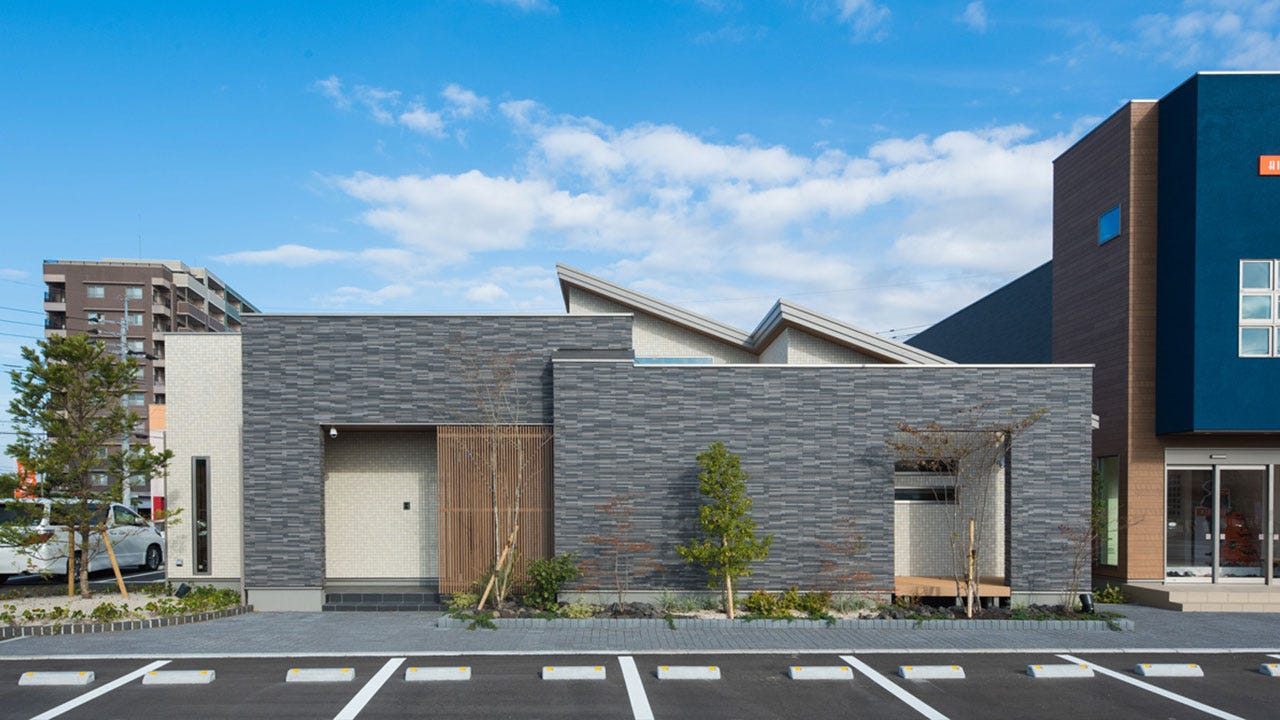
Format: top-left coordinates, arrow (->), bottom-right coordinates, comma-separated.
2,566 -> 164,589
2,651 -> 1277,719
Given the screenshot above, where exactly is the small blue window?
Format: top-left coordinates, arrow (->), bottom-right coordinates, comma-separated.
1098,205 -> 1121,244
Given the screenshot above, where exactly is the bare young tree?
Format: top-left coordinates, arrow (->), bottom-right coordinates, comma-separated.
583,494 -> 662,606
450,343 -> 551,608
815,518 -> 875,593
889,404 -> 1044,618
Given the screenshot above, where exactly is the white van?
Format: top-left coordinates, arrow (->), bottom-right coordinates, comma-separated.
0,499 -> 165,582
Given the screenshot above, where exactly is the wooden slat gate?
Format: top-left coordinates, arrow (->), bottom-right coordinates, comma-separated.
436,425 -> 553,594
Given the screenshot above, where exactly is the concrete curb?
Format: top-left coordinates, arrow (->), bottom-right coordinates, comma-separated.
435,615 -> 1133,632
0,605 -> 252,640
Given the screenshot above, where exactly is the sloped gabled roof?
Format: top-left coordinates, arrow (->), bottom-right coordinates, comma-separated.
556,264 -> 952,365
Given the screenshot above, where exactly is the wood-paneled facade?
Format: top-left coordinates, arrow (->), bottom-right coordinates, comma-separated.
436,425 -> 554,594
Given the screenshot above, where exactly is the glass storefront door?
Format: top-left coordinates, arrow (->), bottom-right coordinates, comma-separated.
1167,465 -> 1272,582
1273,466 -> 1280,581
1166,468 -> 1214,579
1217,468 -> 1267,579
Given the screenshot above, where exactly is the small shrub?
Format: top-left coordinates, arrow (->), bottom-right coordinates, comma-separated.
447,591 -> 480,614
524,554 -> 580,611
1093,583 -> 1125,604
830,594 -> 873,614
559,601 -> 598,619
742,590 -> 780,616
796,590 -> 832,617
90,602 -> 126,622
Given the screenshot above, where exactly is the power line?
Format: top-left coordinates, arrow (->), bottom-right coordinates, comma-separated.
0,317 -> 43,328
0,305 -> 42,316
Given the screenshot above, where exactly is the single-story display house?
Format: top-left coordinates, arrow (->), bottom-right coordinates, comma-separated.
161,264 -> 1093,611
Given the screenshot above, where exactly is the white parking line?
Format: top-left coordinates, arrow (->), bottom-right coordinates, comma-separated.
333,657 -> 405,720
30,660 -> 170,720
839,655 -> 948,720
618,656 -> 654,720
1057,654 -> 1245,720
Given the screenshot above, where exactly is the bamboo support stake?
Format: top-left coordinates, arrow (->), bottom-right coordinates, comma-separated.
967,519 -> 976,617
477,526 -> 518,611
101,530 -> 129,600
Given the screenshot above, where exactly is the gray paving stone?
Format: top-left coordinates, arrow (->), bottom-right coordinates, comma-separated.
0,604 -> 1274,658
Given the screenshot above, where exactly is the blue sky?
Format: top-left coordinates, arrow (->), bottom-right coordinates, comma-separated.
3,1 -> 1280,468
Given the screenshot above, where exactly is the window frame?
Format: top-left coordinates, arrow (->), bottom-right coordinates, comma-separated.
1098,205 -> 1122,245
1239,260 -> 1280,357
1095,456 -> 1120,567
192,457 -> 211,575
86,285 -> 105,299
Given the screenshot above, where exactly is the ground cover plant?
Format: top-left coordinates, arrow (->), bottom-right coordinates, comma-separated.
0,582 -> 242,626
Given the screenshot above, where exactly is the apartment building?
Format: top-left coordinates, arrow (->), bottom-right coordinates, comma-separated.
42,258 -> 258,513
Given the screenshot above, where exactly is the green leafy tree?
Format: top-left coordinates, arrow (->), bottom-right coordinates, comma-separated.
0,335 -> 171,597
676,442 -> 772,619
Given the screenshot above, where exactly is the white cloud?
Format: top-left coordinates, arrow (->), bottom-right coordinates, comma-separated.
216,244 -> 353,267
0,268 -> 28,280
486,0 -> 557,12
398,105 -> 446,136
313,76 -> 349,109
826,0 -> 891,42
324,284 -> 415,306
442,84 -> 489,118
960,1 -> 988,32
315,76 -> 490,138
302,98 -> 1068,330
464,282 -> 510,303
1135,0 -> 1280,68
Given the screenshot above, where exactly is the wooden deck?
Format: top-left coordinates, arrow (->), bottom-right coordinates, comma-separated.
894,576 -> 1011,599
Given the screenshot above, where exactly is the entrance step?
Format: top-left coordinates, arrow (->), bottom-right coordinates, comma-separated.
1123,582 -> 1280,612
323,591 -> 445,612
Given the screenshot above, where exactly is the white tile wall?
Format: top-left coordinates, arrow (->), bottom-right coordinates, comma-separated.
757,332 -> 789,364
893,469 -> 1005,578
787,328 -> 883,364
165,334 -> 243,581
323,429 -> 438,579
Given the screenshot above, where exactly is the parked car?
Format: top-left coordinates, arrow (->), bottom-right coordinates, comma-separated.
0,498 -> 164,582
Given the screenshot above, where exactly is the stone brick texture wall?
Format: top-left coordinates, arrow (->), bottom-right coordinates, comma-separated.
552,361 -> 1092,595
240,315 -> 632,588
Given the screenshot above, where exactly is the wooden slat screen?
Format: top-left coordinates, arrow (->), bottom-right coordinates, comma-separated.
437,425 -> 553,594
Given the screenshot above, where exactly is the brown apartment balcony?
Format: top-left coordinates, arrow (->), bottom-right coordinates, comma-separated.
44,287 -> 66,312
176,301 -> 209,328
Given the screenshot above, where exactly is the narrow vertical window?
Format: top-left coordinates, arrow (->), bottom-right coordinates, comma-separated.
193,457 -> 210,574
1096,457 -> 1119,566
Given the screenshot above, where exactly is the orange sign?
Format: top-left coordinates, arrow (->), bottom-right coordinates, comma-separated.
1260,156 -> 1280,175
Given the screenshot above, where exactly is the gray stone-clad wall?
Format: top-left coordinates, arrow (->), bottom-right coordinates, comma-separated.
240,315 -> 632,588
552,362 -> 1092,594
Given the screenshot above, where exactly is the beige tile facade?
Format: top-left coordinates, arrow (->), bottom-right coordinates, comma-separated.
164,334 -> 243,583
567,287 -> 757,363
323,429 -> 438,580
893,470 -> 1005,578
786,328 -> 883,364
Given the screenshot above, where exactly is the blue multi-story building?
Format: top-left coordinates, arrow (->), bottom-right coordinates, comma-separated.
911,72 -> 1280,610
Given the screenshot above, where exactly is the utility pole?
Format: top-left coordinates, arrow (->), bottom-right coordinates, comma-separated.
119,296 -> 131,507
